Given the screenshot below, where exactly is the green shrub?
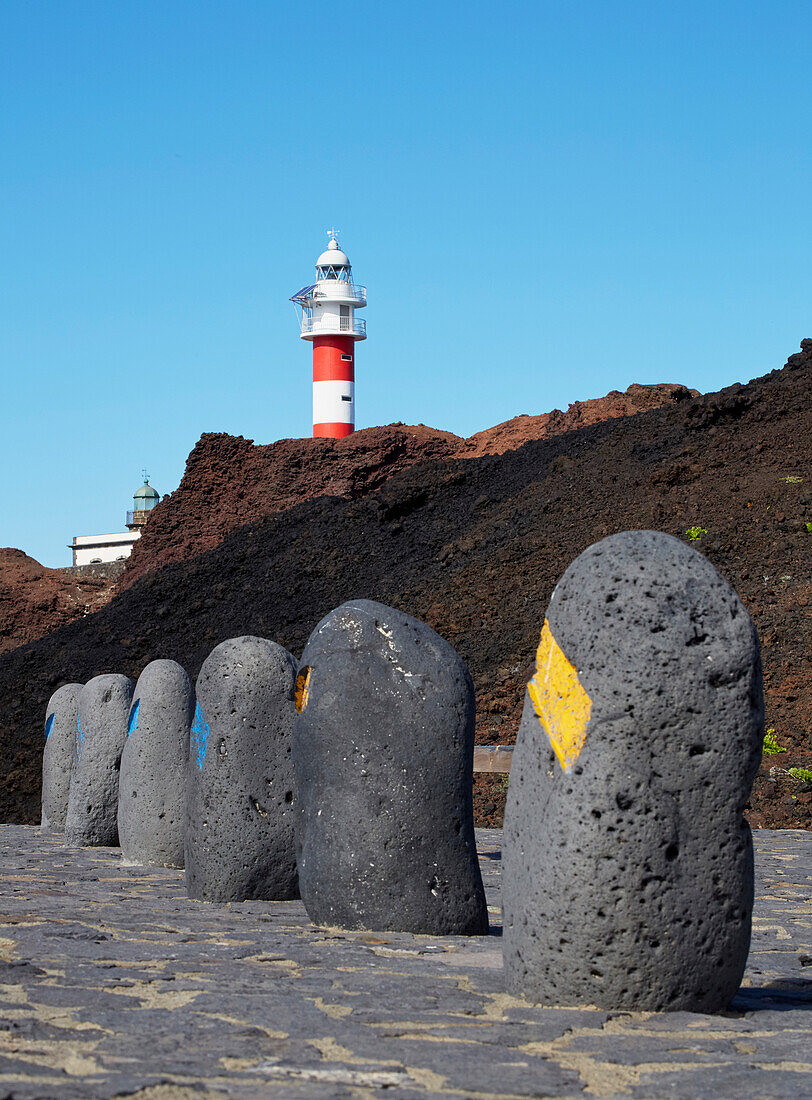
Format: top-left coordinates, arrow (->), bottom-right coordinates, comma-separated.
685,526 -> 707,542
763,730 -> 787,755
781,475 -> 803,484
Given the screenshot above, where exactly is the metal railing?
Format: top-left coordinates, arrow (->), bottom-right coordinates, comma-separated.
300,317 -> 367,337
311,282 -> 366,304
126,510 -> 152,526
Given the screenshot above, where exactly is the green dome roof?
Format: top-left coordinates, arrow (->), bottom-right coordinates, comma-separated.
134,480 -> 159,501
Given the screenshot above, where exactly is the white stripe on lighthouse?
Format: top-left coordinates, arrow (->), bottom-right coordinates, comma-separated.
313,379 -> 354,425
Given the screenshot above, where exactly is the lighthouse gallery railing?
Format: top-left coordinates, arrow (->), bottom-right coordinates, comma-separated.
311,282 -> 366,304
300,317 -> 367,337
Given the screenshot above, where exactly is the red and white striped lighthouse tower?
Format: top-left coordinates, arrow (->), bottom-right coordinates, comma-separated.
290,231 -> 367,438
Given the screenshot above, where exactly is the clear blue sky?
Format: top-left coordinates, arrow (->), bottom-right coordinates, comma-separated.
1,1 -> 810,567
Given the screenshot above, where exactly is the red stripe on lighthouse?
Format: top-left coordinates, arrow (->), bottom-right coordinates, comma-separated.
313,422 -> 354,438
313,362 -> 355,382
313,336 -> 355,382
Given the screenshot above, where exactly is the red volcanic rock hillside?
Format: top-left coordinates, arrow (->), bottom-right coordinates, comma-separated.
460,383 -> 698,457
122,383 -> 696,589
0,384 -> 698,662
0,550 -> 115,656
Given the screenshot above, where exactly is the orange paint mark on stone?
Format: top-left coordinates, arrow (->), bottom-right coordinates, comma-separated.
295,667 -> 312,713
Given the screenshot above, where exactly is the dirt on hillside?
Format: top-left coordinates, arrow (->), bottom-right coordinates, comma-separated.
0,550 -> 116,656
121,383 -> 695,590
0,384 -> 692,646
461,383 -> 698,457
0,343 -> 808,830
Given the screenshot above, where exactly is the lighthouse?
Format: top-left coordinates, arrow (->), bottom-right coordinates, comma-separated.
290,231 -> 367,438
69,472 -> 160,566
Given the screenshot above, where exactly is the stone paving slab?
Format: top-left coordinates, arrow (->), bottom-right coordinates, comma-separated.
0,826 -> 809,1100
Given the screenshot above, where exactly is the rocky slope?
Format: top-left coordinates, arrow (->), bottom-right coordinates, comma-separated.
0,550 -> 116,656
460,382 -> 698,457
0,344 -> 809,828
121,383 -> 695,589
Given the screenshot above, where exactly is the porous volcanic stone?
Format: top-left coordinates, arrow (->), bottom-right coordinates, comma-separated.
503,530 -> 763,1012
294,599 -> 488,935
40,683 -> 83,832
117,660 -> 194,868
185,636 -> 299,902
64,674 -> 134,847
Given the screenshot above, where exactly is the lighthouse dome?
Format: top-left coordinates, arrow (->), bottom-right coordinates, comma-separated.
316,236 -> 350,269
133,478 -> 159,510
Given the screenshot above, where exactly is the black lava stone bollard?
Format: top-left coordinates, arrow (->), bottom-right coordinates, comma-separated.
185,636 -> 300,902
503,530 -> 763,1012
40,683 -> 83,832
293,599 -> 488,935
64,674 -> 134,847
117,660 -> 194,868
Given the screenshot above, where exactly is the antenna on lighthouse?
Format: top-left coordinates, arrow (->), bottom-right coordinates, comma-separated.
290,233 -> 367,439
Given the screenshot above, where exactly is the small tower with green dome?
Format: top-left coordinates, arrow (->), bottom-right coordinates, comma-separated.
126,471 -> 160,531
70,470 -> 162,566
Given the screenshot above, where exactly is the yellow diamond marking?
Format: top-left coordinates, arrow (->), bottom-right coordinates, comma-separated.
528,619 -> 592,773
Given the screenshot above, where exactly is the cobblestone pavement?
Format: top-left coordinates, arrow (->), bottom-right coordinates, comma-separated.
0,827 -> 809,1100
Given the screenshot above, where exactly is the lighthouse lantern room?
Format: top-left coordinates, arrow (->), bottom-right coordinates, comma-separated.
290,231 -> 367,438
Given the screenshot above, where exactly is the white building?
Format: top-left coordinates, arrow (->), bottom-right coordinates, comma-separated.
71,530 -> 140,566
69,476 -> 159,566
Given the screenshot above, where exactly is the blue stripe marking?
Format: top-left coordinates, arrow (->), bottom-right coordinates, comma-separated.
44,714 -> 55,741
190,702 -> 210,769
76,714 -> 84,761
127,699 -> 140,737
